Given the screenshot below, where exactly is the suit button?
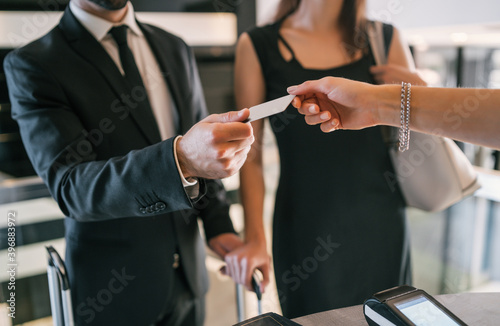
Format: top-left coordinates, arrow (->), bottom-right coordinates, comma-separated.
140,208 -> 147,214
146,206 -> 154,213
155,202 -> 166,211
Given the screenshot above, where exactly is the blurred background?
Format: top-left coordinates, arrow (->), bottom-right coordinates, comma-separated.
0,0 -> 499,325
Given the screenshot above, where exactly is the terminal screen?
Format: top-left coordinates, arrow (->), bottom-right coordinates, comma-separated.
395,294 -> 460,326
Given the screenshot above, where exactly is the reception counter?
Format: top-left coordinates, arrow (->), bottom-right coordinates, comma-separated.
292,292 -> 500,325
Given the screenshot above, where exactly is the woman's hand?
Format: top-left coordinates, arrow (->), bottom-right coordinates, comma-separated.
221,239 -> 271,293
287,77 -> 382,132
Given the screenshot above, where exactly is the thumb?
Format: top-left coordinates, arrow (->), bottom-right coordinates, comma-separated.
260,266 -> 270,292
204,108 -> 250,123
287,79 -> 327,96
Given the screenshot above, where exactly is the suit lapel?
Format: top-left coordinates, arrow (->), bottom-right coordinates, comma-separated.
59,8 -> 161,144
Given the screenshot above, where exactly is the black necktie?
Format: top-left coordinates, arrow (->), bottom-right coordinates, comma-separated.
109,25 -> 147,90
108,25 -> 161,143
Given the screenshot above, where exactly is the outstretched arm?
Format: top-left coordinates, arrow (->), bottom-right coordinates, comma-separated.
288,77 -> 500,150
4,48 -> 254,222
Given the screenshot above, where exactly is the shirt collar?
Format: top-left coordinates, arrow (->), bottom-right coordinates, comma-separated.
69,1 -> 143,42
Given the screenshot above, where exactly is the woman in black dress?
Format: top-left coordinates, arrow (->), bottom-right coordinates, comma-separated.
229,0 -> 425,319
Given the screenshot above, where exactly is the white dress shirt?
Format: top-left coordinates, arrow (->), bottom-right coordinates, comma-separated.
69,2 -> 198,194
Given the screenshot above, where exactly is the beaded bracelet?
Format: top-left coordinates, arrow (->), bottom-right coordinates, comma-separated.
398,82 -> 411,152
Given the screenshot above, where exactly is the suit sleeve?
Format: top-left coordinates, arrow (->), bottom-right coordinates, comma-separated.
182,43 -> 236,240
4,50 -> 194,222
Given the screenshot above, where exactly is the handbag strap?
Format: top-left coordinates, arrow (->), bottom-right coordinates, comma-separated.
367,21 -> 399,147
367,21 -> 387,66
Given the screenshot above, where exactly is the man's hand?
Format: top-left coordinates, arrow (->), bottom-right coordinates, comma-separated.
221,240 -> 271,293
177,109 -> 254,179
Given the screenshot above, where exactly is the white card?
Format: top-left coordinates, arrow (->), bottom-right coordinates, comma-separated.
246,94 -> 295,122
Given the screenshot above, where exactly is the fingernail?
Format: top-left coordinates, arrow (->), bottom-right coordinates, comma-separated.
332,119 -> 339,126
287,85 -> 297,93
309,106 -> 317,113
320,112 -> 329,120
238,109 -> 245,117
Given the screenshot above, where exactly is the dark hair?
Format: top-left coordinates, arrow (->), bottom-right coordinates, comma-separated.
274,0 -> 368,58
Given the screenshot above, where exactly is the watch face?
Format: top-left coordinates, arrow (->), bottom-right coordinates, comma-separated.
391,292 -> 464,326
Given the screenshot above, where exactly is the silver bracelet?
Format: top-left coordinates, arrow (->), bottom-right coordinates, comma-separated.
398,82 -> 411,152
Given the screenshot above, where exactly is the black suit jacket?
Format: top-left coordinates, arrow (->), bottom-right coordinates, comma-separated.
4,8 -> 234,325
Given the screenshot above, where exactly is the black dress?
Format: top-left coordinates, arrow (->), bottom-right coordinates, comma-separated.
247,22 -> 411,319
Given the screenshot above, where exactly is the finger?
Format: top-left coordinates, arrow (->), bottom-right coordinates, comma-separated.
320,118 -> 340,133
296,96 -> 320,115
391,70 -> 410,84
298,102 -> 321,116
214,122 -> 254,142
245,271 -> 261,293
204,108 -> 250,124
218,137 -> 253,159
304,111 -> 331,125
287,78 -> 332,96
234,144 -> 252,160
239,258 -> 250,289
225,255 -> 241,284
260,264 -> 271,292
242,262 -> 257,291
370,68 -> 387,85
209,239 -> 226,258
369,65 -> 387,75
225,255 -> 237,280
246,265 -> 270,293
226,146 -> 251,173
291,96 -> 302,109
230,133 -> 255,149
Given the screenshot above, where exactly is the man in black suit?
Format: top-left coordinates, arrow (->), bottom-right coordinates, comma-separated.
4,0 -> 255,324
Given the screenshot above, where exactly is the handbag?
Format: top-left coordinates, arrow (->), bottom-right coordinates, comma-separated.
367,21 -> 481,212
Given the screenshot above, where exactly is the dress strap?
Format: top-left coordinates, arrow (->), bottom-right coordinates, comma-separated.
277,33 -> 297,60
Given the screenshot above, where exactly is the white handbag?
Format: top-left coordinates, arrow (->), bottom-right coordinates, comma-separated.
367,21 -> 481,212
